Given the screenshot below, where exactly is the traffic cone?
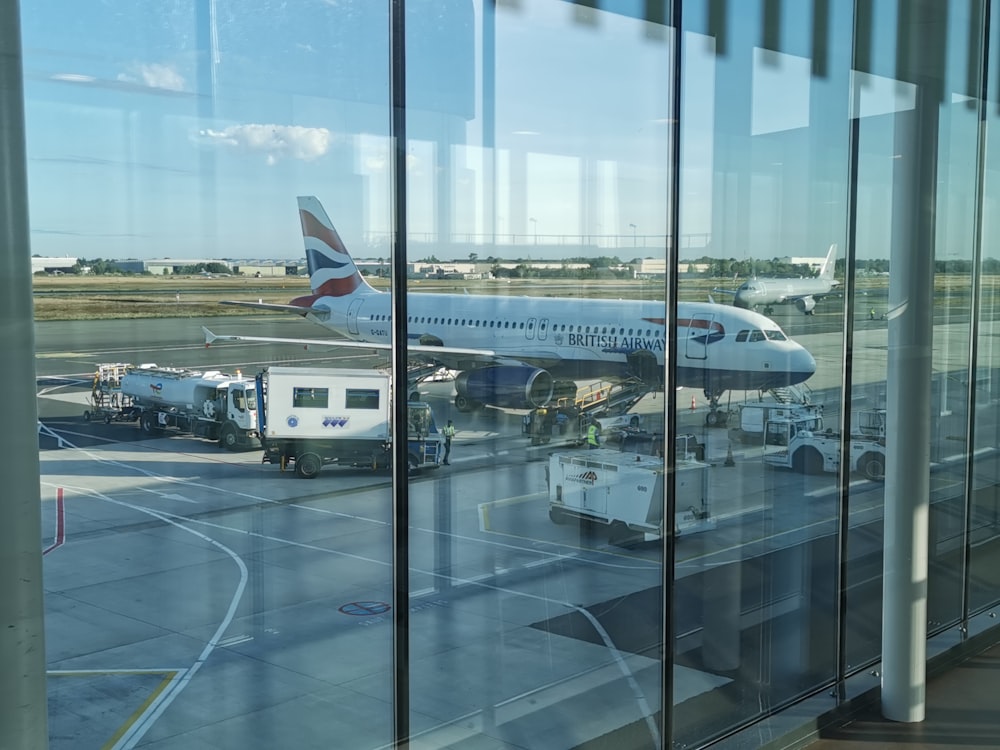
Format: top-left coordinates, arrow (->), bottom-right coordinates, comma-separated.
690,395 -> 696,412
724,442 -> 736,467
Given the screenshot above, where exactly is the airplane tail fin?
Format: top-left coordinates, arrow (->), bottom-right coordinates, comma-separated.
818,243 -> 837,280
297,196 -> 377,298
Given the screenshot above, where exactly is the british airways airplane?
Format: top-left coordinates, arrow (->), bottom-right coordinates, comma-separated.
204,196 -> 816,426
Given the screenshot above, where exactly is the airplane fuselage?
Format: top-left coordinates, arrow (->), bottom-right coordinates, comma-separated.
733,278 -> 837,310
302,290 -> 816,395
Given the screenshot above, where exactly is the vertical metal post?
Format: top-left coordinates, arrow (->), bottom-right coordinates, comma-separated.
881,76 -> 938,729
662,0 -> 683,744
389,0 -> 410,746
0,2 -> 50,747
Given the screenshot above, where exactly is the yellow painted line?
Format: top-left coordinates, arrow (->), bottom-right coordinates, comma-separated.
100,670 -> 180,750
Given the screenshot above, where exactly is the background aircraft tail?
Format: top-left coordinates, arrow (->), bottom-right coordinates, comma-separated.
818,244 -> 837,280
298,196 -> 377,298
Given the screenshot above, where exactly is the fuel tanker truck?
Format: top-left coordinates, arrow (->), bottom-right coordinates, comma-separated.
119,364 -> 259,449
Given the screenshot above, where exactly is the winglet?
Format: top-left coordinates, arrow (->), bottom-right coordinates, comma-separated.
203,326 -> 217,347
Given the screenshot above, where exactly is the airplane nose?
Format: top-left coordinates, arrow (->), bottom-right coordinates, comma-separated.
733,291 -> 751,309
795,344 -> 817,381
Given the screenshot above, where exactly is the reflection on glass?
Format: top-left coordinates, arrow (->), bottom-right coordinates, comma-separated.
17,0 -> 1000,748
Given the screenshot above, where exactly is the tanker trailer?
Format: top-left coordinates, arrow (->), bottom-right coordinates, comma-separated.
119,364 -> 259,450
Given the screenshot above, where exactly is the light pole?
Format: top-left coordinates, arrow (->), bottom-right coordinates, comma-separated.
529,217 -> 537,244
629,223 -> 637,247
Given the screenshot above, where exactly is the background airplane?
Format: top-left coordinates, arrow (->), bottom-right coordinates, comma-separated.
712,244 -> 840,315
206,197 -> 817,426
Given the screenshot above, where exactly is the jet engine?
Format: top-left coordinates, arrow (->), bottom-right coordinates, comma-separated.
795,296 -> 817,314
454,366 -> 554,411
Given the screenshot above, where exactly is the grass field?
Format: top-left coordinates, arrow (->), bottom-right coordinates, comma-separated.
28,272 -> 930,321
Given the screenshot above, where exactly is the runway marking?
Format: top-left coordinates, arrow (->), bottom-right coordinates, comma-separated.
217,634 -> 254,647
99,670 -> 181,750
42,487 -> 65,555
43,478 -> 248,750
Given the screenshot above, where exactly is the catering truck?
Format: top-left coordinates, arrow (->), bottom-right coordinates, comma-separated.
256,366 -> 444,478
119,364 -> 259,449
546,448 -> 714,543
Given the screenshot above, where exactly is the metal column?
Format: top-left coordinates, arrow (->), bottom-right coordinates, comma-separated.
0,2 -> 50,747
880,11 -> 943,720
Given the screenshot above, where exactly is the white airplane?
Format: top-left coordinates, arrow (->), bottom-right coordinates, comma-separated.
712,244 -> 840,315
205,196 -> 816,426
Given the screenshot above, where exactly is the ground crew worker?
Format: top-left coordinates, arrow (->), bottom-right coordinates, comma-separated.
586,420 -> 600,449
869,307 -> 876,320
442,419 -> 456,464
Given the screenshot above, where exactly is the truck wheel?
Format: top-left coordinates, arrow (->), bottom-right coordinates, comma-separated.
629,415 -> 640,429
860,453 -> 885,481
295,453 -> 322,479
140,412 -> 156,434
219,423 -> 240,451
104,414 -> 113,424
83,410 -> 91,422
408,453 -> 420,470
793,447 -> 824,474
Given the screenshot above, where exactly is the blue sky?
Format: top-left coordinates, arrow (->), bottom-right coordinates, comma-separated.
18,1 -> 976,264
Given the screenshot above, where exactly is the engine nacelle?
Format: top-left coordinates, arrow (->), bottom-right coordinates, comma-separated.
455,366 -> 554,409
795,296 -> 817,314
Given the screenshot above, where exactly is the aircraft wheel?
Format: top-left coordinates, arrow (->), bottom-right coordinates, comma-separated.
860,453 -> 885,481
295,453 -> 322,479
219,422 -> 240,451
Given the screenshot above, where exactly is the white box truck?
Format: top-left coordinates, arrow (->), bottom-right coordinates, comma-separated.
257,366 -> 444,478
729,401 -> 824,445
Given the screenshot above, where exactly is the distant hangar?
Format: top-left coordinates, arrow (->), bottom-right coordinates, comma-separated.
110,259 -> 307,277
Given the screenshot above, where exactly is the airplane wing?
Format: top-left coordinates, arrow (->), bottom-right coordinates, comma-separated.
711,287 -> 738,296
219,300 -> 328,318
202,327 -> 566,371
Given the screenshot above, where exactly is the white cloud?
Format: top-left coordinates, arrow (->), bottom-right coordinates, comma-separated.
117,62 -> 185,92
196,124 -> 333,164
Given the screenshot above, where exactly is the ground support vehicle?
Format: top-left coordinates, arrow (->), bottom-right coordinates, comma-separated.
546,448 -> 714,543
729,401 -> 824,445
119,364 -> 259,449
616,431 -> 706,462
84,363 -> 137,423
257,366 -> 443,478
522,378 -> 650,446
762,429 -> 887,480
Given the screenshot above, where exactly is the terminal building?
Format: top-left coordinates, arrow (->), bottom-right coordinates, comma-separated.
4,2 -> 1000,750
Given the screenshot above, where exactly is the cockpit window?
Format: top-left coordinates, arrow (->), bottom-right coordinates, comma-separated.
765,329 -> 787,341
749,330 -> 766,342
736,330 -> 749,342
